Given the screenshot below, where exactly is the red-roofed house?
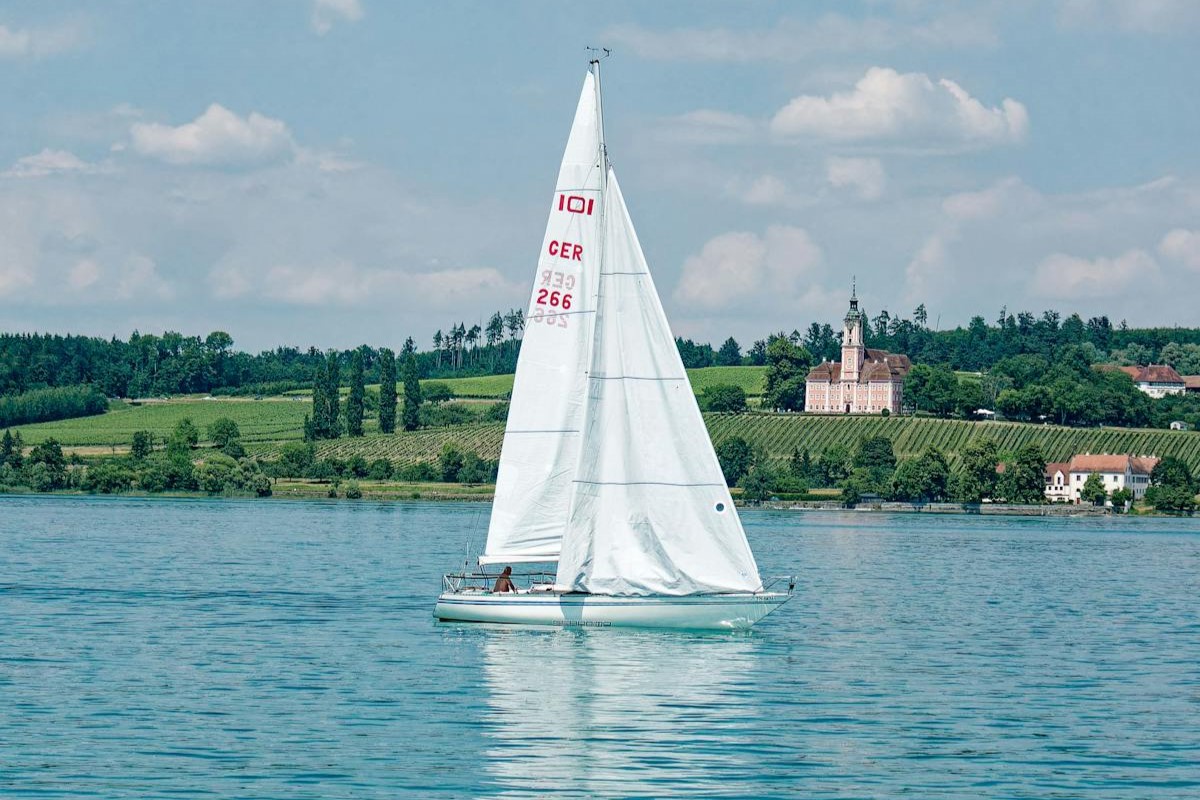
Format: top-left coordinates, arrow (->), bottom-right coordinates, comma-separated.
805,288 -> 910,414
1111,365 -> 1186,398
1183,375 -> 1200,394
1066,453 -> 1159,502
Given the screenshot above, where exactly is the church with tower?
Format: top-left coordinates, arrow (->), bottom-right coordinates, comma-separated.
804,284 -> 911,415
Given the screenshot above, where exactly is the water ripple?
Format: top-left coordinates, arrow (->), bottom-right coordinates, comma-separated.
1,496 -> 1198,798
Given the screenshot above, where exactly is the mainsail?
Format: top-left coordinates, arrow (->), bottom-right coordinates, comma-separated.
554,169 -> 764,596
480,73 -> 604,564
486,63 -> 764,596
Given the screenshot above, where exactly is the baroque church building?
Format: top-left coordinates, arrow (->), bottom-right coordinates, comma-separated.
805,289 -> 910,415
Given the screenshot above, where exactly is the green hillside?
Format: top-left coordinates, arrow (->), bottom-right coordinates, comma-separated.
703,414 -> 1200,467
15,397 -> 312,447
255,414 -> 1200,472
15,370 -> 1199,471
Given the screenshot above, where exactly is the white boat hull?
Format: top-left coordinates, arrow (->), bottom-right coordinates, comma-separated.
434,590 -> 790,630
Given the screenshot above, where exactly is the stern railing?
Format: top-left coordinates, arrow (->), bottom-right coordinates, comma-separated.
442,570 -> 558,594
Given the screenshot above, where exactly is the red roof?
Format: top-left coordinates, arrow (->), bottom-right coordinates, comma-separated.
1183,375 -> 1200,390
1044,462 -> 1069,478
806,350 -> 910,383
1067,454 -> 1159,475
1131,456 -> 1160,476
807,362 -> 841,381
1068,454 -> 1134,474
1098,364 -> 1184,384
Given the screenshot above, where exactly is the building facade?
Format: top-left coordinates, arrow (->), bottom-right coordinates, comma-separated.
805,289 -> 910,414
1114,365 -> 1186,398
1044,462 -> 1071,503
1064,453 -> 1159,502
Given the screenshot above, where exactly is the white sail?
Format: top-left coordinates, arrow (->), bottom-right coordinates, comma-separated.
554,170 -> 764,595
480,73 -> 604,565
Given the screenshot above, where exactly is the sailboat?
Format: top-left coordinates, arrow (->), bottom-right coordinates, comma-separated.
434,59 -> 792,630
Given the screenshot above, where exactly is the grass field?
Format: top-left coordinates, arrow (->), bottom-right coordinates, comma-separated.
687,366 -> 768,397
14,397 -> 313,447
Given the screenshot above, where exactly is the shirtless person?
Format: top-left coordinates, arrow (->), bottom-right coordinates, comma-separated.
492,566 -> 517,593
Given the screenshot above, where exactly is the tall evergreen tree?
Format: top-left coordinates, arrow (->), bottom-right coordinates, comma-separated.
309,358 -> 327,440
325,350 -> 342,439
401,354 -> 422,432
345,348 -> 365,437
0,429 -> 21,468
378,347 -> 397,434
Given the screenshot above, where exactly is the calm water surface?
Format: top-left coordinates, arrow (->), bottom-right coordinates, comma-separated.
1,495 -> 1198,798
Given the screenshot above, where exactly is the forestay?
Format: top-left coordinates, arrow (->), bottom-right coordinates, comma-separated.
480,73 -> 604,565
554,170 -> 764,595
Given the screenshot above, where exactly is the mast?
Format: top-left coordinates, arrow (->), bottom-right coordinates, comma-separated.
589,54 -> 609,371
589,49 -> 610,178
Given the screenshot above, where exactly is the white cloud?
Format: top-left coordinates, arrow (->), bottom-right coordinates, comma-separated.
674,226 -> 823,310
1158,228 -> 1200,271
3,148 -> 99,178
312,0 -> 364,35
259,261 -> 519,307
0,20 -> 85,59
896,175 -> 1194,311
771,67 -> 1028,146
604,13 -> 996,62
740,175 -> 790,206
1031,249 -> 1159,299
903,234 -> 951,306
68,259 -> 101,290
942,176 -> 1043,220
826,157 -> 885,200
117,255 -> 174,301
130,104 -> 295,167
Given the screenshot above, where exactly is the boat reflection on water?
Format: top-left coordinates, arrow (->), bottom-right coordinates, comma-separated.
478,629 -> 780,797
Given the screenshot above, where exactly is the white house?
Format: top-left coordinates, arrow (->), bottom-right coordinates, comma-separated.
1044,462 -> 1071,503
1113,365 -> 1186,398
1066,454 -> 1159,502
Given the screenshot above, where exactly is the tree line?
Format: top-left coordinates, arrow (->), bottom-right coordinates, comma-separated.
0,418 -> 271,496
6,304 -> 1200,431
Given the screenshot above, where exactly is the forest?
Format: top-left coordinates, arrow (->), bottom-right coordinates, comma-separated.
3,304 -> 1200,429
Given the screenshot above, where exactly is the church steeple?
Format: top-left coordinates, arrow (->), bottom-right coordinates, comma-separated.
841,278 -> 865,382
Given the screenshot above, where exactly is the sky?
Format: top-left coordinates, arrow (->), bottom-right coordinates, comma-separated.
1,0 -> 1198,353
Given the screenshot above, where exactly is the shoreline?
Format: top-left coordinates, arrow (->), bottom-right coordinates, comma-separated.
3,485 -> 1193,518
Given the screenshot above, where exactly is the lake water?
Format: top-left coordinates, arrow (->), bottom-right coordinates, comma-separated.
1,495 -> 1198,798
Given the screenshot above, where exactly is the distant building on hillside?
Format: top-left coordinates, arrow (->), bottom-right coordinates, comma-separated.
805,286 -> 910,415
1107,364 -> 1186,398
1183,375 -> 1200,394
1064,453 -> 1159,503
1044,462 -> 1071,503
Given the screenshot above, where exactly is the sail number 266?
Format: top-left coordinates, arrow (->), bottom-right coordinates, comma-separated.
535,289 -> 572,309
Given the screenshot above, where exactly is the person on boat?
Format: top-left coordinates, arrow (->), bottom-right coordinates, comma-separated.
492,566 -> 517,593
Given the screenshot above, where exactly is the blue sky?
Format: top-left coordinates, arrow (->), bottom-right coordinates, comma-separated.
2,0 -> 1198,352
